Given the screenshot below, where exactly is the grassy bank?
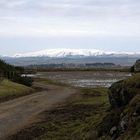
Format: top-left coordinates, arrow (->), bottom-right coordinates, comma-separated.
0,79 -> 34,102
10,87 -> 110,140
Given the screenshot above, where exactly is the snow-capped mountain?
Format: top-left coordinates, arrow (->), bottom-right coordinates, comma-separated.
13,48 -> 140,58
2,49 -> 140,66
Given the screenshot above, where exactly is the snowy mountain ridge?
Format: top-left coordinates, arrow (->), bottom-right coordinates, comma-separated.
13,48 -> 140,58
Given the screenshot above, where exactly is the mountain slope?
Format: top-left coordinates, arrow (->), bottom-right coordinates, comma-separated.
2,49 -> 140,66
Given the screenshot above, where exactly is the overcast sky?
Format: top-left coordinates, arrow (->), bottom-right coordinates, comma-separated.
0,0 -> 140,55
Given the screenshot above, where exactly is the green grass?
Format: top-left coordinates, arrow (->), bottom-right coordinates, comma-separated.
34,77 -> 70,87
0,79 -> 34,101
80,87 -> 109,96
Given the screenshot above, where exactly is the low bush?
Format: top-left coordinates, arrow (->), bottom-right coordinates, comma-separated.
12,75 -> 33,87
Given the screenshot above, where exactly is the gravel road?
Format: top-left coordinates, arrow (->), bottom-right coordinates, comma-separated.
0,83 -> 76,140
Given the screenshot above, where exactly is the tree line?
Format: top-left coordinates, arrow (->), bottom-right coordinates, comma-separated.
0,59 -> 33,86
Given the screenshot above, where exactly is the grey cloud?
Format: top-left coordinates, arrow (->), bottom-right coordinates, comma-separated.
0,0 -> 140,38
0,0 -> 139,19
1,0 -> 140,11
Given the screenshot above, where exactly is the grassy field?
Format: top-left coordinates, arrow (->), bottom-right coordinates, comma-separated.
34,77 -> 70,87
10,87 -> 110,140
0,79 -> 34,102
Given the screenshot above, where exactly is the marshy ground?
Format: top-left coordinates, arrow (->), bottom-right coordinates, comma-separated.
38,71 -> 131,88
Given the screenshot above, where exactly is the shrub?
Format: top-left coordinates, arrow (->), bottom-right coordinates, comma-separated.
12,74 -> 33,87
130,65 -> 134,72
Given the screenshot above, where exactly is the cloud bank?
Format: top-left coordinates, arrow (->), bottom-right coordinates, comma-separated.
0,0 -> 139,37
0,0 -> 140,55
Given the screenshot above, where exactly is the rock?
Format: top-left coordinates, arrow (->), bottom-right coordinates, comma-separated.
110,126 -> 117,136
131,112 -> 139,123
120,119 -> 127,131
132,112 -> 137,117
108,80 -> 131,108
120,113 -> 124,118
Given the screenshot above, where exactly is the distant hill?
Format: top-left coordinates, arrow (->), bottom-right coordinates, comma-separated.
28,62 -> 116,68
2,56 -> 139,66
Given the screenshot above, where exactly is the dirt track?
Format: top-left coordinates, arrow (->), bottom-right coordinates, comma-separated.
0,83 -> 76,140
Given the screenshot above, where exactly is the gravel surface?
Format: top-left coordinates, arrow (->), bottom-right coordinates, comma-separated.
0,83 -> 76,140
